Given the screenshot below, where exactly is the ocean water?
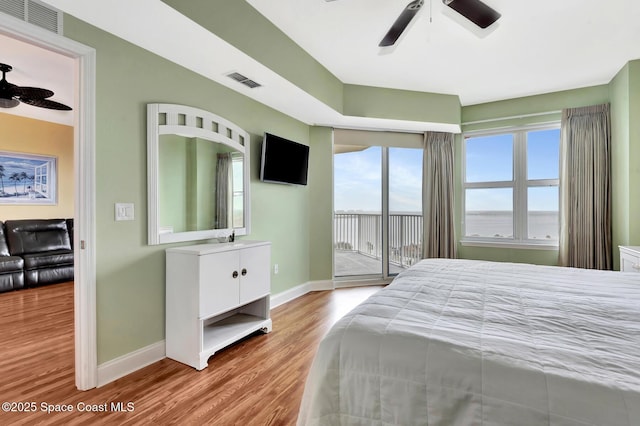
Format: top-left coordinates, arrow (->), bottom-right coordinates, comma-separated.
465,211 -> 558,240
334,211 -> 559,249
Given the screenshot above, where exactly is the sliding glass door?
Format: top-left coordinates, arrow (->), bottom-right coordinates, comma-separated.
334,146 -> 382,277
388,147 -> 423,274
334,143 -> 423,279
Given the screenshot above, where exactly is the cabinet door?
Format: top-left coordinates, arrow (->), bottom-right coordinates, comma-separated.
239,245 -> 271,304
199,251 -> 240,318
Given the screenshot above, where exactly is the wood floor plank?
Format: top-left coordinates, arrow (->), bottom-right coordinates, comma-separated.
0,282 -> 382,425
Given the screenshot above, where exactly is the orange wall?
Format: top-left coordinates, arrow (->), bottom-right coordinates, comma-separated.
0,112 -> 74,220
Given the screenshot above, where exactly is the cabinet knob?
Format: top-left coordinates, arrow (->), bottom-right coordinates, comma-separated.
232,271 -> 239,279
241,268 -> 247,276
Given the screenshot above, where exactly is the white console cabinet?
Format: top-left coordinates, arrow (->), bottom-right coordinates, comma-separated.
165,240 -> 272,370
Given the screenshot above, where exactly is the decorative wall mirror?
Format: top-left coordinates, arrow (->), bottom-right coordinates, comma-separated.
147,103 -> 251,245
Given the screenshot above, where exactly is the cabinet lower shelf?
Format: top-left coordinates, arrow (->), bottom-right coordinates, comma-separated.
203,313 -> 272,352
196,313 -> 272,370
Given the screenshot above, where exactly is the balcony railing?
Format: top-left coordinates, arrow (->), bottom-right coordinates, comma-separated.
334,212 -> 423,273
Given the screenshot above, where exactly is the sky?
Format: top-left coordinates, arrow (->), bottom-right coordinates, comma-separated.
466,128 -> 560,211
334,146 -> 422,213
334,128 -> 560,213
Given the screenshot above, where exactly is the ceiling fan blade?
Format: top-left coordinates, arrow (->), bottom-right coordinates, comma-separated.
19,97 -> 72,111
13,86 -> 54,99
379,0 -> 424,47
443,0 -> 500,29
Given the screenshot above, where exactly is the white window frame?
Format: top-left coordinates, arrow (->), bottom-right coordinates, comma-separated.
461,123 -> 560,249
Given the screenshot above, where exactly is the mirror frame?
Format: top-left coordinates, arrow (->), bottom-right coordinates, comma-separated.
147,103 -> 251,245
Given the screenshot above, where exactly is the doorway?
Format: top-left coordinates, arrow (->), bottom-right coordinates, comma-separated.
0,14 -> 96,390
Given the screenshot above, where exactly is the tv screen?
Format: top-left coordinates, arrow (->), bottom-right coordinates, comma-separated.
260,133 -> 309,186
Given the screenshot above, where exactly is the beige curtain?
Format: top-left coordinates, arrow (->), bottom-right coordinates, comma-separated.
559,103 -> 612,269
215,153 -> 232,229
422,131 -> 456,259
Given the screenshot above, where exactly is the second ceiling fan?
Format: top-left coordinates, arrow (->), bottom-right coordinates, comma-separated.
0,63 -> 72,110
326,0 -> 501,47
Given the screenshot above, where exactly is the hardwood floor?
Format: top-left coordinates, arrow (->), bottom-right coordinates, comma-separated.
0,282 -> 382,425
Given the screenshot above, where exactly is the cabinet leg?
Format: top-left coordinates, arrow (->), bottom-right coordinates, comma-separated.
197,356 -> 210,370
260,320 -> 273,334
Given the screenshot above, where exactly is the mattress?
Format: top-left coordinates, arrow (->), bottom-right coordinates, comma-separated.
297,258 -> 640,426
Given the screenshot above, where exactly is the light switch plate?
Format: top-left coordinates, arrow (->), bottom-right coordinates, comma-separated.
115,203 -> 135,221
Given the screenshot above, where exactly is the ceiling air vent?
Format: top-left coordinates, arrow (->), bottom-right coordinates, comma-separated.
227,72 -> 262,89
0,0 -> 63,34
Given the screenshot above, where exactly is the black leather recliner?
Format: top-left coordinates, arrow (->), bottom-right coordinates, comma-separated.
4,219 -> 74,288
0,221 -> 25,292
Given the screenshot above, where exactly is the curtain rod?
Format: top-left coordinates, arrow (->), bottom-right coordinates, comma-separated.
462,109 -> 562,126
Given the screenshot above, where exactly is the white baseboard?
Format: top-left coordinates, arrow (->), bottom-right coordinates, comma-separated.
270,279 -> 334,309
97,340 -> 166,387
334,278 -> 392,288
309,279 -> 335,291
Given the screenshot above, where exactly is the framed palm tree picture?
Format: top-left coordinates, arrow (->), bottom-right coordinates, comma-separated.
0,151 -> 57,205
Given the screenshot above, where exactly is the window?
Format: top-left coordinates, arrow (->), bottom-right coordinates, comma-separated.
462,126 -> 560,247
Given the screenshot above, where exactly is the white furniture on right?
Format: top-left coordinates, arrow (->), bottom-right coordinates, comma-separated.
165,240 -> 272,370
619,245 -> 640,272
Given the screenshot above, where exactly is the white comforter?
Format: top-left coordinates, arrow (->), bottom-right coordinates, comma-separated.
297,259 -> 640,426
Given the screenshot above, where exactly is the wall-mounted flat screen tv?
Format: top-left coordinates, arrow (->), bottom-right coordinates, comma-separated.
260,132 -> 309,186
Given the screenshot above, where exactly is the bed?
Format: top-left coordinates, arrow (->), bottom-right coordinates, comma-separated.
297,258 -> 640,426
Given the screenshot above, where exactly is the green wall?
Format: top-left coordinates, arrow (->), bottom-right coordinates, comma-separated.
194,139 -> 216,230
308,126 -> 334,281
462,85 -> 610,128
343,84 -> 461,125
630,61 -> 640,247
63,16 -> 317,363
249,134 -> 311,295
610,63 -> 631,267
158,134 -> 188,232
159,136 -> 235,232
610,59 -> 640,269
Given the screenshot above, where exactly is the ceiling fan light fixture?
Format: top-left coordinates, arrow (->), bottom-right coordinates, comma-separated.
0,97 -> 20,108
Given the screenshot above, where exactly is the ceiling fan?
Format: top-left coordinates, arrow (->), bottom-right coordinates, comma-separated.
326,0 -> 501,47
0,63 -> 72,111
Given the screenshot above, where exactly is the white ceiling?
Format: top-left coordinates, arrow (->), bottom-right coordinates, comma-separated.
247,0 -> 640,105
0,33 -> 75,126
19,0 -> 640,132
